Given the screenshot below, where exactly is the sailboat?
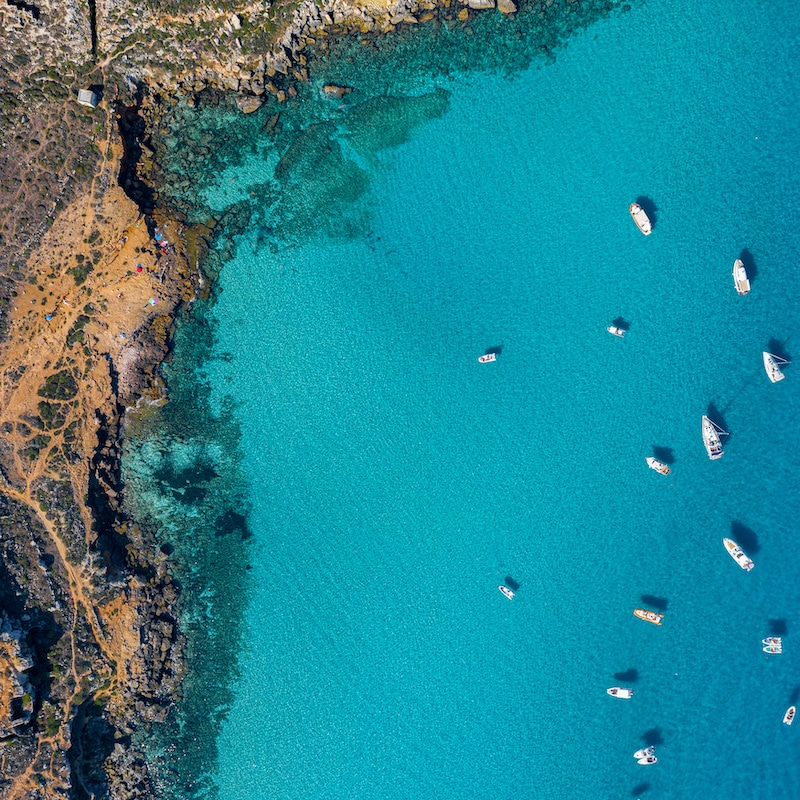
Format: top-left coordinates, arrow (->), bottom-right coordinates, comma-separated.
701,416 -> 727,460
763,352 -> 788,383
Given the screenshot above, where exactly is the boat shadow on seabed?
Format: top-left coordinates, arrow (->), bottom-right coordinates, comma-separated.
767,338 -> 791,365
730,520 -> 760,554
630,783 -> 650,797
640,594 -> 668,612
650,446 -> 675,466
613,668 -> 639,683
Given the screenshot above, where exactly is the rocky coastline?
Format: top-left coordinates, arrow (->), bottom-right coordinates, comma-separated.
0,0 -> 624,795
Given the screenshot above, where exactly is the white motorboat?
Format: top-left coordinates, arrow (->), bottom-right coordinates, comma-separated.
784,706 -> 796,725
498,585 -> 515,600
607,326 -> 625,338
763,644 -> 783,654
762,637 -> 782,646
629,203 -> 652,235
723,538 -> 754,571
645,457 -> 670,475
701,415 -> 726,460
478,353 -> 497,363
637,756 -> 658,765
633,747 -> 655,760
607,687 -> 634,699
763,352 -> 788,383
732,259 -> 750,295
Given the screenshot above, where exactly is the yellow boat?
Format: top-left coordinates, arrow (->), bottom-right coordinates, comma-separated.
634,608 -> 664,626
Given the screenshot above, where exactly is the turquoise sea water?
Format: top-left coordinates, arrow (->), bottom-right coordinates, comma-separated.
123,1 -> 800,797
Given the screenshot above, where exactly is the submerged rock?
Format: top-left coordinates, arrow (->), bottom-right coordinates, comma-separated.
321,84 -> 353,100
236,95 -> 265,114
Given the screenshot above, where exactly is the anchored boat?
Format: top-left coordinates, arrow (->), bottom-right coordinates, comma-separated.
633,747 -> 655,760
784,706 -> 796,725
763,352 -> 788,383
763,637 -> 783,647
634,608 -> 664,626
732,259 -> 751,295
498,585 -> 515,599
701,415 -> 727,460
478,353 -> 497,363
607,326 -> 626,338
723,538 -> 754,571
629,203 -> 652,235
645,457 -> 670,475
764,644 -> 783,654
607,687 -> 634,699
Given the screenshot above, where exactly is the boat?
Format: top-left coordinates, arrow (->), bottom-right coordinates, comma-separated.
645,457 -> 670,475
762,637 -> 782,646
723,538 -> 754,571
732,259 -> 751,295
607,687 -> 634,699
763,352 -> 788,383
764,644 -> 783,654
633,747 -> 655,759
637,756 -> 658,765
634,609 -> 664,626
784,706 -> 796,725
478,353 -> 497,363
629,203 -> 652,235
498,585 -> 515,600
607,326 -> 626,338
701,415 -> 727,460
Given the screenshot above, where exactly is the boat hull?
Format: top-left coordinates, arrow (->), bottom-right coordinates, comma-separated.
498,585 -> 515,599
607,687 -> 634,699
629,203 -> 652,235
784,706 -> 796,725
645,457 -> 670,475
763,352 -> 786,383
478,353 -> 496,363
702,415 -> 725,460
633,608 -> 663,626
723,538 -> 754,571
732,259 -> 751,295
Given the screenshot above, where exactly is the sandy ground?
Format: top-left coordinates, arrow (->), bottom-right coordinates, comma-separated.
0,136 -> 183,798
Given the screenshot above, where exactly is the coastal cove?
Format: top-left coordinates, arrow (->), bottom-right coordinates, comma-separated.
120,0 -> 800,798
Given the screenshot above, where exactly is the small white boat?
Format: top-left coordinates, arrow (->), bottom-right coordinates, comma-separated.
701,415 -> 727,460
633,747 -> 655,760
732,259 -> 751,295
478,353 -> 497,363
784,706 -> 796,725
762,637 -> 782,646
723,538 -> 754,571
645,457 -> 670,475
498,585 -> 515,600
764,644 -> 783,654
763,352 -> 788,383
629,203 -> 652,235
607,687 -> 634,699
637,756 -> 658,765
633,609 -> 664,626
607,326 -> 626,338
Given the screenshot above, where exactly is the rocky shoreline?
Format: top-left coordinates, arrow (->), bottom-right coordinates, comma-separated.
0,0 -> 625,795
